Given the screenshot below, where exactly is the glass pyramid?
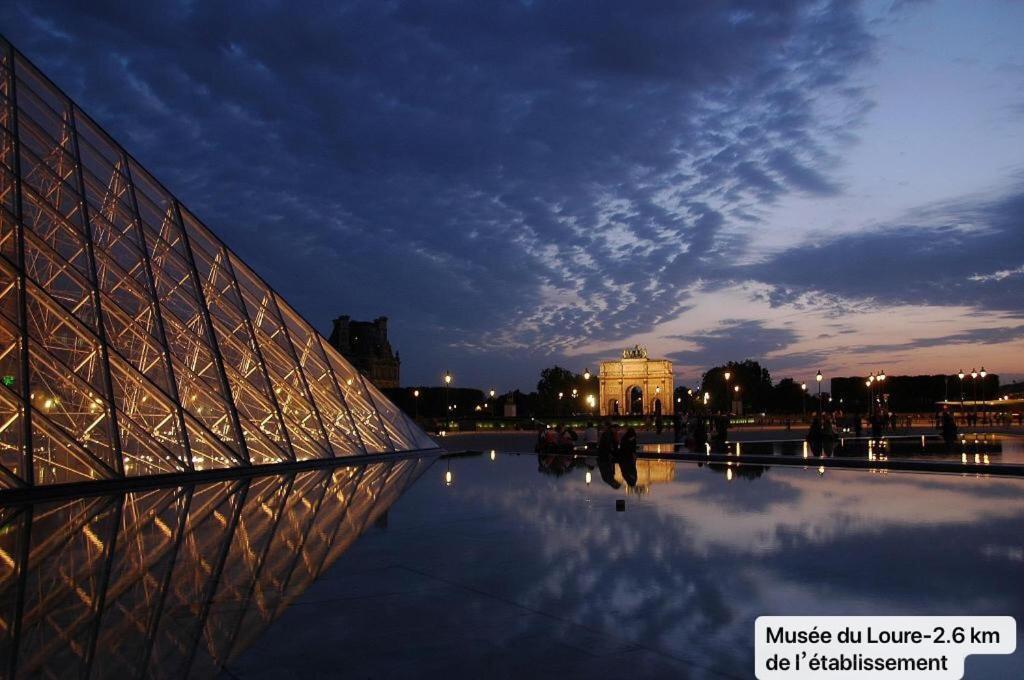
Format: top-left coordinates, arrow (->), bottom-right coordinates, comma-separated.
0,37 -> 437,490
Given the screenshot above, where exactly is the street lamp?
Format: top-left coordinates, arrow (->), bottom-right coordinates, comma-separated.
970,368 -> 978,421
958,369 -> 965,420
413,388 -> 420,419
801,382 -> 807,417
816,370 -> 823,414
979,367 -> 987,423
722,370 -> 731,413
443,371 -> 452,421
583,368 -> 591,381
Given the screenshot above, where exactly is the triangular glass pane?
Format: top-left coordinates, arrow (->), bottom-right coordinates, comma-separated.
319,344 -> 392,452
362,376 -> 417,450
107,357 -> 188,476
277,303 -> 364,456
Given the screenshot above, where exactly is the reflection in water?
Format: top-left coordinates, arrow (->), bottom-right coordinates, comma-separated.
0,458 -> 430,679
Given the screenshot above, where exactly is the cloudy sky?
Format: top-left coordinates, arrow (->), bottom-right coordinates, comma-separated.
5,0 -> 1022,391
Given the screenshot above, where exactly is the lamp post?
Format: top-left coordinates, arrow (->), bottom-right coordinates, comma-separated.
816,370 -> 823,414
979,367 -> 987,424
583,368 -> 591,381
443,371 -> 452,422
723,369 -> 731,413
958,369 -> 965,422
801,382 -> 807,418
877,370 -> 886,413
413,389 -> 420,419
733,384 -> 740,415
489,389 -> 496,417
970,368 -> 978,423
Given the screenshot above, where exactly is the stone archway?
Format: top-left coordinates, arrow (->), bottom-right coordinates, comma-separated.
629,386 -> 644,415
598,350 -> 674,417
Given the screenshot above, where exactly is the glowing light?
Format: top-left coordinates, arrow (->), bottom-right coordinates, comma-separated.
818,465 -> 825,476
444,469 -> 453,486
413,389 -> 420,397
816,370 -> 823,383
583,368 -> 591,380
726,468 -> 733,481
490,450 -> 496,461
444,372 -> 452,385
724,371 -> 731,381
489,389 -> 496,398
585,470 -> 592,485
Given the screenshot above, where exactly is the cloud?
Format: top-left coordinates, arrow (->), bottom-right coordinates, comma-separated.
0,0 -> 877,386
666,320 -> 800,368
743,185 -> 1024,315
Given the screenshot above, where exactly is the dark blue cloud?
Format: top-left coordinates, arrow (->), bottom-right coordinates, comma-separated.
745,185 -> 1024,315
666,320 -> 801,368
1,0 -> 876,387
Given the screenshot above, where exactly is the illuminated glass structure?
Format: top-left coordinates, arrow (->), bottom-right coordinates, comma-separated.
0,38 -> 436,490
0,458 -> 430,678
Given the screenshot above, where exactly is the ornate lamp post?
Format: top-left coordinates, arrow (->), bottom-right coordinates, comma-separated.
816,370 -> 823,414
413,388 -> 420,419
583,367 -> 591,381
801,382 -> 807,417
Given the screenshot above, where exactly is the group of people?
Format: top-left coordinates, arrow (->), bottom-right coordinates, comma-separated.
535,421 -> 639,488
670,411 -> 730,453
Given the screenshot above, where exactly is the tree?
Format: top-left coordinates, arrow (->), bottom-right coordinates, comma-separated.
536,366 -> 584,416
771,378 -> 806,414
699,360 -> 773,413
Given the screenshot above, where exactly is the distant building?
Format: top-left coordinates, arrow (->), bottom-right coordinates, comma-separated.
329,316 -> 401,388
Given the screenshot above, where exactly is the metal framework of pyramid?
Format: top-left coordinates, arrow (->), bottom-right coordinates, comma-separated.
0,37 -> 437,490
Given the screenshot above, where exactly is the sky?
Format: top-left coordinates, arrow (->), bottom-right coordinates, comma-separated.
3,0 -> 1022,392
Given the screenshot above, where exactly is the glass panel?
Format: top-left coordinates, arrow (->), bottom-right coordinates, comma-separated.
362,376 -> 417,450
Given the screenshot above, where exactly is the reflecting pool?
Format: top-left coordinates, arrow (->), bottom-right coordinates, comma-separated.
2,450 -> 1022,678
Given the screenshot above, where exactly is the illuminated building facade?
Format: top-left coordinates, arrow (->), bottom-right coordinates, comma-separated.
0,38 -> 436,491
598,346 -> 674,416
